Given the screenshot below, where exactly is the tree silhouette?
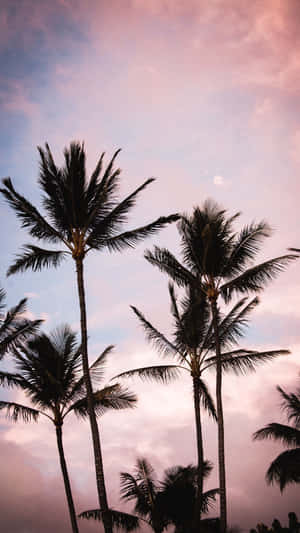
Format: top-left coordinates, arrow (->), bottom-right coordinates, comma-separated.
254,384 -> 300,491
80,457 -> 218,533
159,462 -> 218,533
0,325 -> 136,533
115,284 -> 288,532
143,200 -> 296,532
0,142 -> 178,533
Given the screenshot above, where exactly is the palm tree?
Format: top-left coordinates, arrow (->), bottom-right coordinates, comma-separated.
80,457 -> 218,533
143,200 -> 296,532
115,285 -> 288,532
0,142 -> 179,533
254,384 -> 300,491
159,462 -> 218,533
0,287 -> 42,358
0,325 -> 137,533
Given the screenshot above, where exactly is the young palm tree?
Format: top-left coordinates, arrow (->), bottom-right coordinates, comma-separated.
159,462 -> 218,533
0,287 -> 42,358
0,142 -> 179,533
254,384 -> 300,491
81,457 -> 217,533
115,285 -> 288,532
0,325 -> 137,533
143,200 -> 296,532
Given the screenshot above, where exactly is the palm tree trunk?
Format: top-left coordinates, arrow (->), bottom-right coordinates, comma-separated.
75,258 -> 112,533
55,424 -> 79,533
192,375 -> 204,533
210,298 -> 227,533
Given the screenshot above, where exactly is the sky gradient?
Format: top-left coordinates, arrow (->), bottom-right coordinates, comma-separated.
0,1 -> 300,531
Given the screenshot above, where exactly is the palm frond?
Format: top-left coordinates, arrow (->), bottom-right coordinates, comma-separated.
0,177 -> 61,243
205,349 -> 289,375
277,386 -> 300,426
145,246 -> 196,287
201,488 -> 219,513
168,283 -> 191,355
79,507 -> 141,531
220,255 -> 297,302
288,248 -> 300,254
253,423 -> 300,447
198,378 -> 217,420
120,472 -> 146,503
0,319 -> 42,357
0,296 -> 42,357
113,365 -> 183,384
120,468 -> 152,517
0,371 -> 22,388
102,214 -> 180,252
216,297 -> 259,349
131,305 -> 178,358
86,149 -> 122,224
7,245 -> 66,276
266,448 -> 300,491
0,400 -> 40,422
69,345 -> 114,400
86,152 -> 106,200
86,177 -> 155,247
224,221 -> 271,277
71,384 -> 137,418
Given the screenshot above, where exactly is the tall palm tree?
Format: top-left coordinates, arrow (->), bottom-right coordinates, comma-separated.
254,384 -> 300,491
0,142 -> 179,533
81,457 -> 218,533
143,200 -> 296,532
0,287 -> 42,358
0,325 -> 137,533
115,285 -> 288,532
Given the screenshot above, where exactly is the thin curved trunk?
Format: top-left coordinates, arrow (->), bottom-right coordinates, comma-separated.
210,298 -> 227,533
76,258 -> 112,533
55,424 -> 79,533
192,375 -> 204,533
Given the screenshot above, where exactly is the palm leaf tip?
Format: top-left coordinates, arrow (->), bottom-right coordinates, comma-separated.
0,401 -> 39,423
7,245 -> 66,276
288,248 -> 300,254
113,365 -> 182,384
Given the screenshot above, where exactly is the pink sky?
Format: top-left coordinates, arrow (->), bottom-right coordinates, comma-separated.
0,1 -> 300,531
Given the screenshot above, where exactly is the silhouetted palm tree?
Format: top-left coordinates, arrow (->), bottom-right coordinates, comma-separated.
0,142 -> 178,533
81,457 -> 217,533
0,326 -> 136,533
143,200 -> 296,532
0,287 -> 41,358
115,285 -> 288,532
254,384 -> 300,491
160,462 -> 218,533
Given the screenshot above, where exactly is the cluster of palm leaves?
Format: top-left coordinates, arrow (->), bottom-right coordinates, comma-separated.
0,142 -> 297,533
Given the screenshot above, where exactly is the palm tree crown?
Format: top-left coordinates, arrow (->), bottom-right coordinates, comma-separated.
1,142 -> 179,273
145,200 -> 295,301
0,325 -> 136,423
254,384 -> 300,491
